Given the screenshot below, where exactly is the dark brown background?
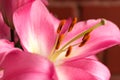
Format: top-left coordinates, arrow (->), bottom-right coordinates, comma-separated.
48,0 -> 120,80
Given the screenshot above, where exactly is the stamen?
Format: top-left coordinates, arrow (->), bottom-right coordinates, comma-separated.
57,20 -> 66,33
56,34 -> 64,49
49,19 -> 105,62
60,19 -> 105,50
68,17 -> 77,32
65,46 -> 72,57
50,20 -> 66,56
79,32 -> 90,47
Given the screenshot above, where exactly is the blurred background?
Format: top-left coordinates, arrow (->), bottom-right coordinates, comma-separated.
48,0 -> 120,80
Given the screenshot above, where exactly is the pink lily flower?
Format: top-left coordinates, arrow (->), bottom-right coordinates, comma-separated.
12,0 -> 120,80
0,0 -> 47,28
0,0 -> 120,80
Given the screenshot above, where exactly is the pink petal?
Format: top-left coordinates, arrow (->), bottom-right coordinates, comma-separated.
60,19 -> 120,60
55,58 -> 110,80
7,73 -> 53,80
0,12 -> 10,40
0,50 -> 54,80
0,39 -> 18,78
13,0 -> 59,56
0,39 -> 16,64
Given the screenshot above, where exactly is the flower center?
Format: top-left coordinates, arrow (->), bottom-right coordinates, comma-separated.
49,18 -> 105,62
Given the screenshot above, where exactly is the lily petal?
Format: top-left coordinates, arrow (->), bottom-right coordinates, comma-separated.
55,58 -> 110,80
13,0 -> 59,56
0,39 -> 16,78
71,19 -> 120,59
0,50 -> 54,80
0,12 -> 10,40
0,39 -> 16,64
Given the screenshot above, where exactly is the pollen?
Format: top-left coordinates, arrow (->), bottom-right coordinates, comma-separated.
65,46 -> 72,57
82,32 -> 90,41
79,32 -> 90,47
57,20 -> 66,33
79,40 -> 87,47
56,34 -> 64,49
68,17 -> 77,32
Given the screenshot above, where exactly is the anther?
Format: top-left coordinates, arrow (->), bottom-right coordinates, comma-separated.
79,40 -> 87,47
65,46 -> 72,57
68,17 -> 77,32
56,34 -> 64,49
79,32 -> 90,47
57,20 -> 66,33
82,32 -> 90,41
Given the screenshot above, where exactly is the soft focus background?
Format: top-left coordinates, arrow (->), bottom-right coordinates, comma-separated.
48,0 -> 120,80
